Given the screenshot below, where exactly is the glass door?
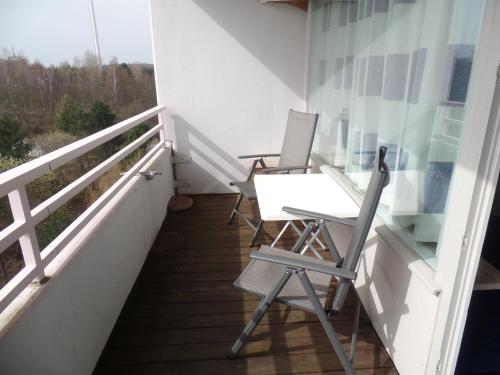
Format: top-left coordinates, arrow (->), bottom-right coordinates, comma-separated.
307,0 -> 485,268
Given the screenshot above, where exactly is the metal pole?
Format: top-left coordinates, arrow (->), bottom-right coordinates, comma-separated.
88,0 -> 102,66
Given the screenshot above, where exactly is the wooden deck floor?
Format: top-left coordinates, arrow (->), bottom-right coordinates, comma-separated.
94,194 -> 397,375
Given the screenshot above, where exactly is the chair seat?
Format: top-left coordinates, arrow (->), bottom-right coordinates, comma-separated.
231,180 -> 257,198
233,246 -> 335,313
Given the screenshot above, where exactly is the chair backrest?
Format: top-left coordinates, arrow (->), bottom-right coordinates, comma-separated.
278,110 -> 319,174
331,146 -> 390,311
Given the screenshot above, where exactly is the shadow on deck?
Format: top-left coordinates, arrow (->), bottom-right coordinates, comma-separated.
94,194 -> 397,375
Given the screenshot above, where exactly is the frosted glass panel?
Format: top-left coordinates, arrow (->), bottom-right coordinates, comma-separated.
307,0 -> 485,268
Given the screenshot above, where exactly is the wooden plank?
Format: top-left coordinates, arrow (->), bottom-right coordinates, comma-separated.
94,367 -> 394,375
107,321 -> 378,347
98,336 -> 384,365
126,285 -> 357,307
134,270 -> 242,283
120,299 -> 348,317
94,351 -> 394,375
113,309 -> 365,331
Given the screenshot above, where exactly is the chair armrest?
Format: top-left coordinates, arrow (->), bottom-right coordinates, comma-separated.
282,206 -> 357,226
238,153 -> 281,159
261,165 -> 312,174
250,250 -> 356,280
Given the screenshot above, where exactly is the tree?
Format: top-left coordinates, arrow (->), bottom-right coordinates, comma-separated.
0,116 -> 32,158
55,94 -> 86,135
85,101 -> 115,133
126,123 -> 149,144
119,63 -> 132,76
0,54 -> 157,142
85,102 -> 117,156
109,57 -> 118,105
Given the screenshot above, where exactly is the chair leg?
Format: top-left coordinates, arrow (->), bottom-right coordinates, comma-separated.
228,194 -> 244,224
250,219 -> 263,247
296,269 -> 356,375
227,269 -> 293,359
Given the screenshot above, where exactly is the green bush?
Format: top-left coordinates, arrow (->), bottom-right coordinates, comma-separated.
0,156 -> 23,173
0,157 -> 23,225
55,95 -> 87,135
26,170 -> 67,206
0,155 -> 74,250
31,130 -> 77,155
36,207 -> 75,250
126,123 -> 149,144
86,101 -> 116,133
0,116 -> 33,159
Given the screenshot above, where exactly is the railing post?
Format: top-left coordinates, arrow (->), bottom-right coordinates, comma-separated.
158,110 -> 165,145
158,109 -> 169,148
159,108 -> 175,150
8,186 -> 45,282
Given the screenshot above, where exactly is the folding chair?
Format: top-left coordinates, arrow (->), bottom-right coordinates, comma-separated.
227,146 -> 390,375
228,109 -> 319,246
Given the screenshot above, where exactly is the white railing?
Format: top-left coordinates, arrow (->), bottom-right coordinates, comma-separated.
0,105 -> 169,313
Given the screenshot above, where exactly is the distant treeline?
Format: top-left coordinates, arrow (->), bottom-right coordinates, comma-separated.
0,51 -> 157,285
0,50 -> 156,137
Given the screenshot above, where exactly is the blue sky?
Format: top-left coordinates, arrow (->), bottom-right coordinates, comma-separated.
0,0 -> 153,65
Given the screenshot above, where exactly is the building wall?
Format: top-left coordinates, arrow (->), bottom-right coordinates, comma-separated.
0,149 -> 173,375
150,0 -> 307,193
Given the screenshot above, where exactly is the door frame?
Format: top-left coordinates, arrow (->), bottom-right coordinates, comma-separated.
427,2 -> 500,373
440,64 -> 500,375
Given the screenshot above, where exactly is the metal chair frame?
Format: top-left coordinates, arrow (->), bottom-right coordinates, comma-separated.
227,147 -> 390,375
228,110 -> 319,246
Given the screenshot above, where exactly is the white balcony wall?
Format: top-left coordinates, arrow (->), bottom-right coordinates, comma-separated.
150,0 -> 307,193
0,149 -> 173,375
323,218 -> 440,375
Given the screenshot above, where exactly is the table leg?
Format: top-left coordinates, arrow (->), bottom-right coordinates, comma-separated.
300,219 -> 326,250
271,221 -> 291,247
290,222 -> 324,259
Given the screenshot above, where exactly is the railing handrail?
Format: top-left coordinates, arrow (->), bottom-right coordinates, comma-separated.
0,105 -> 170,314
0,105 -> 166,197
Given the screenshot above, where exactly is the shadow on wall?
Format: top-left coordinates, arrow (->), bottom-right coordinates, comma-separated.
357,233 -> 412,360
173,115 -> 249,193
192,0 -> 306,99
326,221 -> 413,363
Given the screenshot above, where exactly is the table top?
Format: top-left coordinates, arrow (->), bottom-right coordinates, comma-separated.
254,173 -> 360,221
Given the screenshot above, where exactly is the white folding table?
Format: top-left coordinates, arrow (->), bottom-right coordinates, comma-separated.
254,173 -> 360,257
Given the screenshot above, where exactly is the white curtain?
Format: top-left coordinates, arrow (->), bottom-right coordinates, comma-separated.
307,0 -> 484,266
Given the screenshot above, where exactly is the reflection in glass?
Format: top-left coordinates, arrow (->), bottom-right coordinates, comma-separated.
307,0 -> 485,268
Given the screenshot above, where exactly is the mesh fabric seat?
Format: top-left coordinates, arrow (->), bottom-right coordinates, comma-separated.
234,246 -> 334,312
230,181 -> 257,199
228,109 -> 319,246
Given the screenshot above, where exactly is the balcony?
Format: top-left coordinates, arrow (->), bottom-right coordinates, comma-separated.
0,105 -> 396,374
6,0 -> 495,373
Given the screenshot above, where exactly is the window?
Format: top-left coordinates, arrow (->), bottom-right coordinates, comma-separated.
308,0 -> 485,268
444,45 -> 475,104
